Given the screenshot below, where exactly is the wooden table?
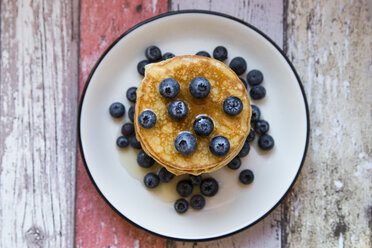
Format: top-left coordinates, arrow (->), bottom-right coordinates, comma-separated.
1,0 -> 371,247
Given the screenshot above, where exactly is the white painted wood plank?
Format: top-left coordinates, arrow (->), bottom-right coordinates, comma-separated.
0,0 -> 79,247
171,0 -> 283,48
169,1 -> 283,247
284,0 -> 372,247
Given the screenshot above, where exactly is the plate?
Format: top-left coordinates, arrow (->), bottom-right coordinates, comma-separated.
79,11 -> 309,241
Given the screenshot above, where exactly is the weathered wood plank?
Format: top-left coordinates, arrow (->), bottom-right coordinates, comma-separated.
168,1 -> 283,247
170,0 -> 284,48
0,0 -> 79,247
283,0 -> 372,247
76,1 -> 168,247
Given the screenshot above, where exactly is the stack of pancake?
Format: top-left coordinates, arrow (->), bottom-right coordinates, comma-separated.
135,55 -> 251,175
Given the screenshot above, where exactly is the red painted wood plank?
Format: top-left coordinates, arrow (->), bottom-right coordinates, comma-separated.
76,1 -> 168,247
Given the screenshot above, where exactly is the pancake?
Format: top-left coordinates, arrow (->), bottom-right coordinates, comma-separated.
135,55 -> 251,175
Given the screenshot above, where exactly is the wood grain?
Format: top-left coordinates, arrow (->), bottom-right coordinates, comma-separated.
283,0 -> 372,247
169,1 -> 284,247
170,0 -> 284,48
2,1 -> 368,248
76,1 -> 168,247
0,0 -> 79,247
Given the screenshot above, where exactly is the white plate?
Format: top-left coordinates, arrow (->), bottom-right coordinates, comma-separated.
79,11 -> 309,241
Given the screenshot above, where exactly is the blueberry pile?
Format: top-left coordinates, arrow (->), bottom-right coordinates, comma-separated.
249,106 -> 275,151
174,175 -> 219,214
137,154 -> 219,214
109,45 -> 276,214
137,45 -> 175,76
108,84 -> 139,150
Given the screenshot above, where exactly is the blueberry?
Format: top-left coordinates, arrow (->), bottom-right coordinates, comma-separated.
239,169 -> 254,185
128,105 -> 135,122
144,172 -> 160,188
251,105 -> 261,123
213,46 -> 228,61
174,198 -> 188,214
238,142 -> 250,158
137,150 -> 155,168
162,52 -> 175,60
249,86 -> 266,100
240,77 -> 248,89
138,110 -> 157,129
189,175 -> 202,185
246,128 -> 256,142
158,167 -> 175,182
209,136 -> 230,157
145,45 -> 162,62
168,101 -> 188,121
159,78 -> 180,99
129,135 -> 141,149
247,69 -> 264,86
227,156 -> 241,170
255,120 -> 270,135
258,134 -> 275,151
109,102 -> 125,118
116,136 -> 129,148
137,60 -> 149,76
193,116 -> 214,137
200,178 -> 219,197
229,57 -> 247,75
121,122 -> 134,137
176,180 -> 193,197
189,77 -> 211,99
196,51 -> 211,57
190,194 -> 206,210
223,96 -> 243,116
174,132 -> 197,156
126,87 -> 137,103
